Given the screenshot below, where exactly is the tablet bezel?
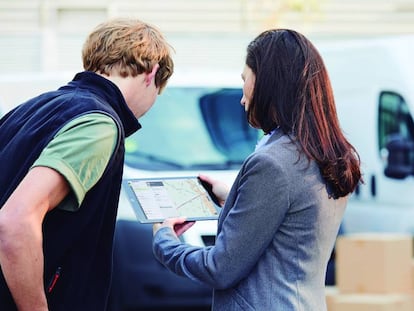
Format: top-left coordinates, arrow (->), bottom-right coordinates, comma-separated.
122,176 -> 221,223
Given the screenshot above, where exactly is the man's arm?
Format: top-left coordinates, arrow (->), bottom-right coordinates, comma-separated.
0,166 -> 69,311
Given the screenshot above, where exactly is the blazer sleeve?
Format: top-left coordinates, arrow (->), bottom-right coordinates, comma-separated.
153,151 -> 290,289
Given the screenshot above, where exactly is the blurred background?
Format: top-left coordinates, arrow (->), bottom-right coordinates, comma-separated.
1,0 -> 414,74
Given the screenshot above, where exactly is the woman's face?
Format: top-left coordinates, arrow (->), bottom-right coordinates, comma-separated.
241,65 -> 255,112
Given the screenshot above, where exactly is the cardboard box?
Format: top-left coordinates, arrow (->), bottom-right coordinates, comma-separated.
331,294 -> 413,311
412,259 -> 414,293
336,234 -> 413,294
325,286 -> 339,311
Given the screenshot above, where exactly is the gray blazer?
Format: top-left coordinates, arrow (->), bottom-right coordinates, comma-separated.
153,131 -> 346,310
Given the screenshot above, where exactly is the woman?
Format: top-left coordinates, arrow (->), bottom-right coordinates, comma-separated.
152,29 -> 361,310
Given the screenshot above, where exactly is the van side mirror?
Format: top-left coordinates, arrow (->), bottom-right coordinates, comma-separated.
384,134 -> 414,179
199,89 -> 258,163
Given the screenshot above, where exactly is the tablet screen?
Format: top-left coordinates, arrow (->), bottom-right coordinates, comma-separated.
123,176 -> 221,223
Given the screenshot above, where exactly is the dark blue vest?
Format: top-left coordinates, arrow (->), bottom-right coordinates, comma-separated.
0,72 -> 140,310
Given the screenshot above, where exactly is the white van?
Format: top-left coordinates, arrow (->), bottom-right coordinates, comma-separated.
317,34 -> 414,234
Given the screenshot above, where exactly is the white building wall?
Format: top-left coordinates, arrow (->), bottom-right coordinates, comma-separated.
0,0 -> 413,73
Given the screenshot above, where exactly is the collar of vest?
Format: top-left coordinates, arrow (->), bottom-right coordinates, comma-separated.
71,71 -> 141,137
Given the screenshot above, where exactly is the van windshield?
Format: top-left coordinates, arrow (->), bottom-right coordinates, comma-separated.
124,87 -> 259,171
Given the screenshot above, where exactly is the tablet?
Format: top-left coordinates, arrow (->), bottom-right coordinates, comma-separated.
123,176 -> 221,223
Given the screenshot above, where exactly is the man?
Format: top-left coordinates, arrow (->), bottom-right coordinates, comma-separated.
0,18 -> 173,311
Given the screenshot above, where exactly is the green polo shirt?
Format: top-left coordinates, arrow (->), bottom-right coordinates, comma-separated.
32,113 -> 118,211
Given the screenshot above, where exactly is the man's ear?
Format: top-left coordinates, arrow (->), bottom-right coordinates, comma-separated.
145,64 -> 160,86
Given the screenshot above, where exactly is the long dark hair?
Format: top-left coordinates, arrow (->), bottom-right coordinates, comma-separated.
246,29 -> 362,198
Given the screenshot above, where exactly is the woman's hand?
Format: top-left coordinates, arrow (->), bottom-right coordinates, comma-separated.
198,174 -> 230,207
153,217 -> 195,237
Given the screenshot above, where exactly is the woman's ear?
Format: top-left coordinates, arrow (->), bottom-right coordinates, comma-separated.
145,64 -> 160,86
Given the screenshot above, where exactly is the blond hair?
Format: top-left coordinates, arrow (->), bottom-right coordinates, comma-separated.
82,18 -> 174,91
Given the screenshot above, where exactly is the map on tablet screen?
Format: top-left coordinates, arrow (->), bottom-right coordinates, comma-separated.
123,176 -> 221,223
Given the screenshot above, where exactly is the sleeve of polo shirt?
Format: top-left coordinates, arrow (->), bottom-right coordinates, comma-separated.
31,113 -> 118,211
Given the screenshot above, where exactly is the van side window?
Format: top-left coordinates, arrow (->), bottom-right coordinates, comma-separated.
378,91 -> 414,152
